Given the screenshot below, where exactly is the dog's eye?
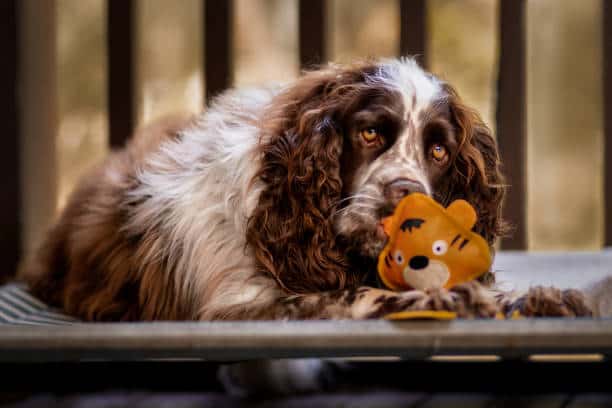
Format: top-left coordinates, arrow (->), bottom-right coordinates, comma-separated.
432,240 -> 448,256
359,128 -> 383,146
431,144 -> 448,162
393,250 -> 405,266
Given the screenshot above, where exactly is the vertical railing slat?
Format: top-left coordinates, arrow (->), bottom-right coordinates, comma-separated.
604,0 -> 612,247
399,0 -> 427,66
204,0 -> 233,103
9,0 -> 57,276
0,0 -> 20,281
497,0 -> 527,250
107,0 -> 135,148
299,0 -> 327,69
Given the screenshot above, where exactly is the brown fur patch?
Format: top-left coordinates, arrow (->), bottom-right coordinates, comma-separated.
19,114 -> 197,321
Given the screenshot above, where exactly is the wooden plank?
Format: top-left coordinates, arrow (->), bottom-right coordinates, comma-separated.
493,249 -> 612,292
496,0 -> 527,250
0,319 -> 611,362
604,0 -> 612,246
204,0 -> 233,102
399,0 -> 427,67
299,0 -> 327,69
107,0 -> 135,148
17,0 -> 58,269
0,0 -> 20,282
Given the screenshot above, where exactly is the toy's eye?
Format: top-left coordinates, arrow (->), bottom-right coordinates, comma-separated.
431,144 -> 448,162
432,240 -> 448,255
359,128 -> 383,146
393,250 -> 405,265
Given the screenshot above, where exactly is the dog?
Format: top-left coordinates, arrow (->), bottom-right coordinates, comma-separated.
20,58 -> 594,321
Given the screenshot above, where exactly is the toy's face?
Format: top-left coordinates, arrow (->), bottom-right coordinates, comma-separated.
378,193 -> 491,291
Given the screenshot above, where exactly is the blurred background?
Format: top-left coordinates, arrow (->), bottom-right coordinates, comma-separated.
54,0 -> 602,254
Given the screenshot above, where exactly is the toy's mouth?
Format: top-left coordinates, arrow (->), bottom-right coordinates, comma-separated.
402,258 -> 450,290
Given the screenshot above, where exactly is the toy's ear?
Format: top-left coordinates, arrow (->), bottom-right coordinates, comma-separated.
446,199 -> 477,230
381,194 -> 412,236
382,216 -> 395,236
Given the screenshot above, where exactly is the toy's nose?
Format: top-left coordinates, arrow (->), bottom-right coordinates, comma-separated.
409,255 -> 429,270
384,178 -> 426,206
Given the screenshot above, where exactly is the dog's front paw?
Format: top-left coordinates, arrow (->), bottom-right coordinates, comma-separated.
509,286 -> 592,317
365,282 -> 499,319
446,281 -> 500,318
410,282 -> 499,318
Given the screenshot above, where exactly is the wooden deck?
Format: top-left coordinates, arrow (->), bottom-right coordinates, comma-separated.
1,319 -> 611,363
1,251 -> 611,399
1,250 -> 611,363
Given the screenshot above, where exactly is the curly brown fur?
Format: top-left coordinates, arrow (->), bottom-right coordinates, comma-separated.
434,84 -> 508,246
246,63 -> 382,293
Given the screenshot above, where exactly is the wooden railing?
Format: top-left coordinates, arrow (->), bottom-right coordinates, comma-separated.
1,0 -> 611,279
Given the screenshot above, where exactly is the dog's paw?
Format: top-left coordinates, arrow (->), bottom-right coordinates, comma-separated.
365,282 -> 500,319
509,286 -> 592,317
446,281 -> 500,318
410,281 -> 500,318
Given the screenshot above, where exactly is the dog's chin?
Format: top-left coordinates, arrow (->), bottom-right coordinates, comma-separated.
338,223 -> 387,260
336,218 -> 389,288
335,205 -> 391,259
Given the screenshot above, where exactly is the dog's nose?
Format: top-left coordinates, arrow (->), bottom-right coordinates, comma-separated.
384,178 -> 426,205
409,255 -> 429,270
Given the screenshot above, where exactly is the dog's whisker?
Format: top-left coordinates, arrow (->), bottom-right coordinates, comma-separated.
332,202 -> 380,218
337,193 -> 381,205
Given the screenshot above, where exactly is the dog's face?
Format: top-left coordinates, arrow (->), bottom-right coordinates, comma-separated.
333,62 -> 461,258
250,58 -> 506,293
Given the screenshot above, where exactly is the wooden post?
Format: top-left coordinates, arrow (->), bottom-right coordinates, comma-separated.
0,0 -> 21,281
107,0 -> 136,148
604,0 -> 612,247
204,0 -> 233,103
17,0 -> 59,270
299,0 -> 327,69
497,0 -> 527,250
399,0 -> 427,67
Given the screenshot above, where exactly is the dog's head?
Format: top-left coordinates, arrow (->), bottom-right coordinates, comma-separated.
248,58 -> 506,293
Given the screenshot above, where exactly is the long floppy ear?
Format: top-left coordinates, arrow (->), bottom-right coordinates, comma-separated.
246,65 -> 373,293
436,84 -> 508,246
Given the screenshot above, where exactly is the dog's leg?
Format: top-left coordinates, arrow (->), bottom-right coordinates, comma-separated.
222,283 -> 501,321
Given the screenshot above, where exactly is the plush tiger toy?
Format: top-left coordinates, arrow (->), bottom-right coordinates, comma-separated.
378,192 -> 492,292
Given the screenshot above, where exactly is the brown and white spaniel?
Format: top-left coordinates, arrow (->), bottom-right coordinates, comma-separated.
20,58 -> 594,321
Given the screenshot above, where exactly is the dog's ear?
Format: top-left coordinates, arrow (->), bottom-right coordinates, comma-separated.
247,64 -> 375,293
436,84 -> 508,246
